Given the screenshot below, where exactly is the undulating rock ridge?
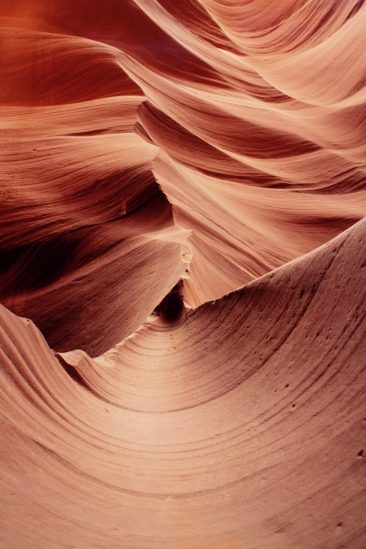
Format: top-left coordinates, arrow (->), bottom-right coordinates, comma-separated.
1,219 -> 366,548
0,1 -> 366,547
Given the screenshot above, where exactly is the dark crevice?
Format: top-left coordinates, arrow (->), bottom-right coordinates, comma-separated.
153,281 -> 185,323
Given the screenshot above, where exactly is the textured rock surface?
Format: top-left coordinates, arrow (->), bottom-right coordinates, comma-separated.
1,1 -> 366,547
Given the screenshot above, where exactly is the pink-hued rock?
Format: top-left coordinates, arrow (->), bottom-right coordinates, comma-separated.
0,1 -> 366,547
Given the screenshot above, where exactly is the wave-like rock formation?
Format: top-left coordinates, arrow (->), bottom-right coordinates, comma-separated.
1,1 -> 366,547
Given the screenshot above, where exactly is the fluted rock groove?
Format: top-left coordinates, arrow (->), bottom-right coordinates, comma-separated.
1,1 -> 366,548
